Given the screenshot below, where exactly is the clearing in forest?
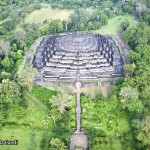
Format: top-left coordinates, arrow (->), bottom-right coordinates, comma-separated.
25,6 -> 74,24
94,15 -> 138,35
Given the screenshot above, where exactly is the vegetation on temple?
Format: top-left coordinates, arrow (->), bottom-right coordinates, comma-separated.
0,0 -> 150,149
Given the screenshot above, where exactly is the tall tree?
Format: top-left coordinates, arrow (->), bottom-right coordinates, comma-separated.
0,71 -> 12,79
0,40 -> 11,56
14,31 -> 26,48
50,138 -> 67,150
123,63 -> 136,77
133,117 -> 150,147
48,20 -> 63,34
50,91 -> 72,114
136,2 -> 148,18
49,108 -> 61,125
121,19 -> 129,32
1,56 -> 14,70
119,86 -> 144,113
0,79 -> 21,104
17,67 -> 36,91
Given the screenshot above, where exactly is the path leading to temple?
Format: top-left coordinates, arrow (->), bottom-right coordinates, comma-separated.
76,81 -> 82,133
70,132 -> 88,150
112,35 -> 130,64
70,80 -> 88,150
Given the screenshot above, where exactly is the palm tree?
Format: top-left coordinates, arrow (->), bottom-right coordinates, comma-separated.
50,138 -> 67,150
50,91 -> 72,114
44,110 -> 61,126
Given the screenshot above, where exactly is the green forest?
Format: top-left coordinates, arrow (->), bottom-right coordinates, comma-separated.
0,0 -> 150,149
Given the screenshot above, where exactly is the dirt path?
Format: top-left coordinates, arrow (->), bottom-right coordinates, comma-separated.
25,92 -> 49,111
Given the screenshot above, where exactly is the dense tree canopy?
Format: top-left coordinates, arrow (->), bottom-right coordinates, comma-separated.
1,56 -> 14,71
133,117 -> 150,145
119,86 -> 144,113
0,0 -> 150,149
0,79 -> 21,104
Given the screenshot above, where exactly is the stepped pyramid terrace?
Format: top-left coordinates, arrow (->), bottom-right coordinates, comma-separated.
33,32 -> 124,85
32,32 -> 124,149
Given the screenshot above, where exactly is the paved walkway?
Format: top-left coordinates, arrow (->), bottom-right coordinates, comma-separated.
112,35 -> 130,64
76,81 -> 81,132
70,80 -> 88,150
70,132 -> 88,150
24,37 -> 43,69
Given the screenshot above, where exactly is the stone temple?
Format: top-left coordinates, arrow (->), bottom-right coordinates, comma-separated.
33,32 -> 123,83
32,32 -> 124,149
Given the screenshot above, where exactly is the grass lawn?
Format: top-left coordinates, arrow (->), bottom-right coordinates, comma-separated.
0,128 -> 50,150
31,84 -> 56,107
6,98 -> 49,129
25,6 -> 73,24
15,6 -> 73,31
93,15 -> 138,35
1,92 -> 52,149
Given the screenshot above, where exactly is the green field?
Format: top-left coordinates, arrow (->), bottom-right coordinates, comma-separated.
94,15 -> 138,35
25,6 -> 73,24
16,6 -> 74,31
0,97 -> 51,150
0,128 -> 49,150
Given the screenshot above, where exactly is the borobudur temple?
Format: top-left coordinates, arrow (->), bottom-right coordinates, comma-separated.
33,32 -> 123,82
